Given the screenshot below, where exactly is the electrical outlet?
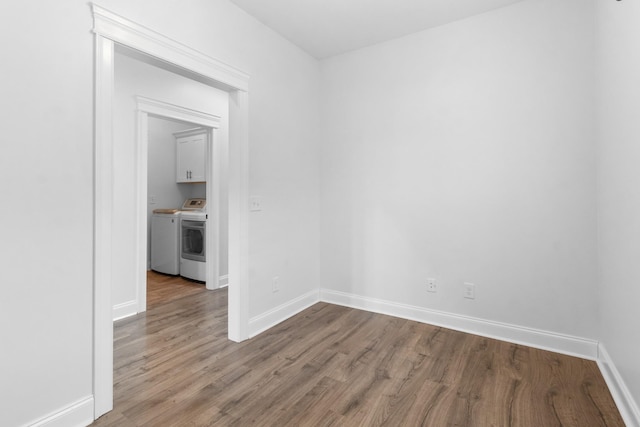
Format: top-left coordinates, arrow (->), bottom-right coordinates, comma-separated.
272,276 -> 280,293
250,196 -> 263,212
464,282 -> 476,299
427,278 -> 437,293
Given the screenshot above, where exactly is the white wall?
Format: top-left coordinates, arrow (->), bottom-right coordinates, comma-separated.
0,2 -> 94,426
0,0 -> 320,425
596,0 -> 640,418
319,0 -> 598,339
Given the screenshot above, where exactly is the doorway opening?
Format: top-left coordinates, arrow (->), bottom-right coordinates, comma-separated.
134,94 -> 226,313
93,3 -> 250,418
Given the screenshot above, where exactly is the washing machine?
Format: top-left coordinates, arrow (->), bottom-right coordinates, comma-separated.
150,209 -> 181,275
180,198 -> 207,282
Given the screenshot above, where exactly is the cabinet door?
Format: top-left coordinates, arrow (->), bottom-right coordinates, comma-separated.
176,133 -> 206,183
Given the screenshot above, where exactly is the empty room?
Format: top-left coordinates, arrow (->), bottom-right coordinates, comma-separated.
1,0 -> 638,426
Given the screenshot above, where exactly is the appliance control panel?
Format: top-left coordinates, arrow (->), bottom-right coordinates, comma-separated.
182,198 -> 206,211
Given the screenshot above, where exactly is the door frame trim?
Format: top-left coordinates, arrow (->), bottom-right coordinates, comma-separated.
92,3 -> 250,419
135,96 -> 222,314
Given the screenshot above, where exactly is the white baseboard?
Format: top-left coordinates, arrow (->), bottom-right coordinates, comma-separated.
219,274 -> 229,288
597,344 -> 640,427
27,396 -> 94,427
112,300 -> 138,321
249,290 -> 320,338
320,289 -> 599,360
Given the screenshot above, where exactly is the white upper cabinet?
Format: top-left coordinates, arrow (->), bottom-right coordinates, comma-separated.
175,128 -> 206,183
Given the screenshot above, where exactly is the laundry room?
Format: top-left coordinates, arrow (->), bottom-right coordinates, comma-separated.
147,117 -> 207,279
112,48 -> 229,321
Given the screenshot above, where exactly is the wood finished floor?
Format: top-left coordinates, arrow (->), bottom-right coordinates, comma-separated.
91,271 -> 624,426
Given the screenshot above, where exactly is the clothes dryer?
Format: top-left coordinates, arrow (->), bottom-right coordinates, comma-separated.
179,198 -> 207,282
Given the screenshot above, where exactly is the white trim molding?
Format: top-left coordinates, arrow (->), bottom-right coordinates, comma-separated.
219,274 -> 229,287
226,89 -> 250,342
136,96 -> 222,128
93,33 -> 115,418
92,4 -> 249,92
598,344 -> 640,427
27,396 -> 94,427
249,290 -> 320,338
320,289 -> 599,360
112,300 -> 138,321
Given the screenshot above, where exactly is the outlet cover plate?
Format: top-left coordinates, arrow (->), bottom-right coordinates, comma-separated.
464,282 -> 476,299
250,196 -> 263,212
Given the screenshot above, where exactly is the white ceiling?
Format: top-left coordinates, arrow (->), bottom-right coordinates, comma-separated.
229,0 -> 526,59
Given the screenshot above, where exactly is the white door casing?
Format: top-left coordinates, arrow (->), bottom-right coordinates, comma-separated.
135,96 -> 222,314
92,4 -> 250,419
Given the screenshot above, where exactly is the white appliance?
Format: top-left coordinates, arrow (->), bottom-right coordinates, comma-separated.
150,209 -> 181,275
180,198 -> 207,282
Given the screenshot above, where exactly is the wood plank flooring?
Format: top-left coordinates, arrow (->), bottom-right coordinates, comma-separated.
91,271 -> 624,426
